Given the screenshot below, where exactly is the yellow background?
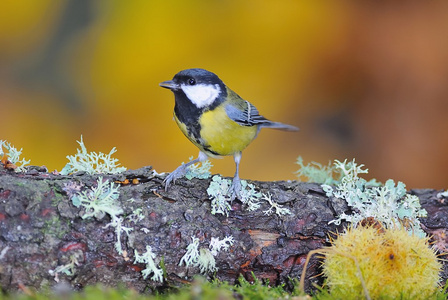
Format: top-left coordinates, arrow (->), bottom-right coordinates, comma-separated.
1,1 -> 447,188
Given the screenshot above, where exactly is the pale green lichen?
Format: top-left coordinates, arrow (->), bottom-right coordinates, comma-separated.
60,136 -> 126,175
437,190 -> 448,199
322,159 -> 427,237
207,176 -> 233,216
197,249 -> 217,274
134,245 -> 164,282
207,175 -> 289,217
296,156 -> 339,184
0,140 -> 30,172
63,175 -> 165,282
262,193 -> 291,216
179,235 -> 234,274
209,236 -> 235,256
239,180 -> 263,212
49,252 -> 82,282
296,156 -> 380,187
66,177 -> 131,253
72,177 -> 123,220
140,227 -> 150,234
104,216 -> 133,255
184,156 -> 213,180
127,207 -> 145,223
184,155 -> 290,216
178,237 -> 200,268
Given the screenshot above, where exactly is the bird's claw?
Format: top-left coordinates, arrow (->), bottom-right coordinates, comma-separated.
163,165 -> 187,191
229,176 -> 242,200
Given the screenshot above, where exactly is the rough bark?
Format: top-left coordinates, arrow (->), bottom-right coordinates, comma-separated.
0,167 -> 446,294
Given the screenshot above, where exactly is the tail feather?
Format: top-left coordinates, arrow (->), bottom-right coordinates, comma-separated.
260,121 -> 299,131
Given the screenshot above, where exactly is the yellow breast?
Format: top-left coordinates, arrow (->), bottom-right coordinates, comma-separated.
198,105 -> 258,156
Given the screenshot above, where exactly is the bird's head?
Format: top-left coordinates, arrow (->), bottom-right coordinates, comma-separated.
160,68 -> 225,109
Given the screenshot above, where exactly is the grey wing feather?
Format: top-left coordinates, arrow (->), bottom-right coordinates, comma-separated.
225,101 -> 299,131
225,101 -> 267,126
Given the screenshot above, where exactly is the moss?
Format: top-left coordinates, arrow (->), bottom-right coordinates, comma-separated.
50,186 -> 67,206
41,216 -> 68,239
1,275 -> 447,299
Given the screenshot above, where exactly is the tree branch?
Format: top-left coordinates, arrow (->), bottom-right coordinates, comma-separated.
0,167 -> 446,293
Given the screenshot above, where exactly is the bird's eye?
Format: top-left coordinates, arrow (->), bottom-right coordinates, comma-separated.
188,78 -> 196,85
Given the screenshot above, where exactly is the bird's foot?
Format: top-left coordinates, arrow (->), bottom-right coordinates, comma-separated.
229,176 -> 242,200
163,164 -> 187,191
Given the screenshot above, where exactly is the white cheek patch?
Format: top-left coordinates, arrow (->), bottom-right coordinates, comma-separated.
181,84 -> 221,108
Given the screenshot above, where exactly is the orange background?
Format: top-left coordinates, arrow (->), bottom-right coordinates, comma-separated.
1,1 -> 447,189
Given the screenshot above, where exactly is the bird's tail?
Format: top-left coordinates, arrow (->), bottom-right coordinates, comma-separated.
260,121 -> 299,131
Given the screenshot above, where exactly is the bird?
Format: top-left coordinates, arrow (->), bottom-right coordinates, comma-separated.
160,68 -> 298,199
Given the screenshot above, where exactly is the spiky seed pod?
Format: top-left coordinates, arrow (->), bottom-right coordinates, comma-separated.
323,226 -> 441,299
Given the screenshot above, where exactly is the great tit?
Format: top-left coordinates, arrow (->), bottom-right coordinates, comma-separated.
160,68 -> 298,199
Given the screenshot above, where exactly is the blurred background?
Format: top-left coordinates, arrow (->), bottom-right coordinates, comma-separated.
1,1 -> 447,189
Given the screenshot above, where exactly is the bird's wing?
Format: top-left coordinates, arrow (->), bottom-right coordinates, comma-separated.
225,100 -> 268,127
224,89 -> 299,131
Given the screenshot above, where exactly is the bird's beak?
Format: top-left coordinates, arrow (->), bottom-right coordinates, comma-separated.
159,80 -> 179,90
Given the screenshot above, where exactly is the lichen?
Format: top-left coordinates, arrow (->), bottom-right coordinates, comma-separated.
178,237 -> 200,268
239,180 -> 263,212
104,216 -> 133,255
206,175 -> 290,217
262,193 -> 291,216
206,176 -> 233,216
209,236 -> 234,256
179,235 -> 234,274
196,248 -> 217,274
437,190 -> 448,199
295,156 -> 339,184
0,140 -> 31,172
184,156 -> 213,180
134,245 -> 164,282
127,207 -> 145,223
322,159 -> 427,236
72,177 -> 123,220
65,177 -> 135,256
297,156 -> 379,186
49,252 -> 83,283
60,136 -> 126,175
